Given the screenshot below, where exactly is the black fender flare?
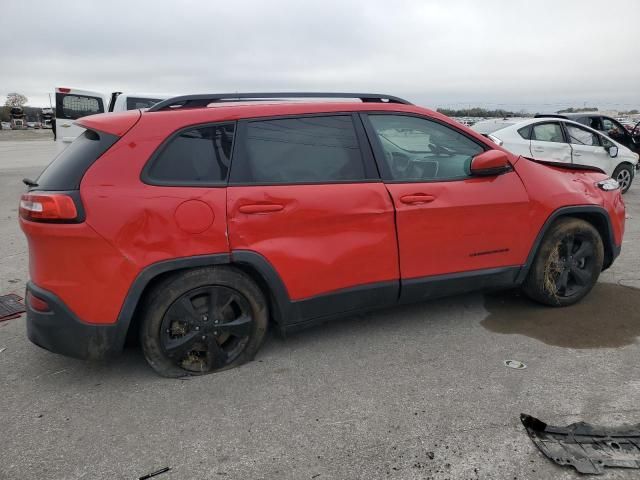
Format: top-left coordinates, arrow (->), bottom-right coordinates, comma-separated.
112,251 -> 294,351
515,205 -> 619,284
112,253 -> 231,350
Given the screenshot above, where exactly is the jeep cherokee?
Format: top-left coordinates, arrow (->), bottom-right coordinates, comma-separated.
19,92 -> 626,377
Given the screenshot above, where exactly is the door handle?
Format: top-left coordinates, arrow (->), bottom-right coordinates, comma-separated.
238,203 -> 284,214
573,152 -> 582,157
399,194 -> 436,205
532,147 -> 545,152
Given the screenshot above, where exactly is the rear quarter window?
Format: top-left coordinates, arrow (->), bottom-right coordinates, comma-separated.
35,130 -> 118,190
517,125 -> 532,139
144,124 -> 235,185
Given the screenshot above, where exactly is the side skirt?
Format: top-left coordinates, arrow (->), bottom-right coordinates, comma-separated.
284,266 -> 522,333
400,266 -> 522,304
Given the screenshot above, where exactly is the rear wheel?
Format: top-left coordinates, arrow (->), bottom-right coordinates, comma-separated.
613,164 -> 633,193
523,218 -> 603,307
140,267 -> 268,377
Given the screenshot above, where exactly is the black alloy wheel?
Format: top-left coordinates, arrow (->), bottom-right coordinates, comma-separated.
523,218 -> 604,307
549,234 -> 596,299
161,286 -> 253,373
141,267 -> 268,377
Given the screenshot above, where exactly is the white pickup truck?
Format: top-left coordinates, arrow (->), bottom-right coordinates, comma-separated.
54,87 -> 170,145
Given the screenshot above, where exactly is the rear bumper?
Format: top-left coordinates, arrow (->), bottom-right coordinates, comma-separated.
26,282 -> 124,360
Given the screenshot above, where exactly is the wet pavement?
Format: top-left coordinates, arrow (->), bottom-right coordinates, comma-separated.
483,283 -> 640,349
0,135 -> 639,479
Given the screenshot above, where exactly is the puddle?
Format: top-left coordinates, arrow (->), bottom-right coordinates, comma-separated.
482,283 -> 640,349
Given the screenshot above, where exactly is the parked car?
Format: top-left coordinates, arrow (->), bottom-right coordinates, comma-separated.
20,92 -> 626,377
26,122 -> 36,129
473,117 -> 639,193
0,121 -> 11,130
534,112 -> 640,155
54,87 -> 169,146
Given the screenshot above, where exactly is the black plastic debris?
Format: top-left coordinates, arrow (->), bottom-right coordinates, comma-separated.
139,467 -> 170,480
521,414 -> 640,474
0,294 -> 25,322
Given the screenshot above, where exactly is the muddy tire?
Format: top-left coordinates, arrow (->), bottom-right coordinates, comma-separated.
613,164 -> 633,194
140,266 -> 268,378
523,218 -> 604,307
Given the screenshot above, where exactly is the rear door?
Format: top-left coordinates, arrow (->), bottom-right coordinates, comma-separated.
227,114 -> 399,322
54,87 -> 106,145
529,121 -> 572,163
362,113 -> 531,301
563,122 -> 615,175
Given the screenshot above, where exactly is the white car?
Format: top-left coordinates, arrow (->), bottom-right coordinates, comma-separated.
473,117 -> 639,193
54,87 -> 170,146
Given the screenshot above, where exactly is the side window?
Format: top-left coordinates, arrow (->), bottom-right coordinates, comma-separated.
368,115 -> 484,181
232,116 -> 367,184
531,123 -> 564,143
600,134 -> 615,148
126,97 -> 163,110
55,94 -> 104,120
145,124 -> 235,185
565,124 -> 600,146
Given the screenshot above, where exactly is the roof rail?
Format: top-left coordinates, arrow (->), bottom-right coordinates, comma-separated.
147,92 -> 412,112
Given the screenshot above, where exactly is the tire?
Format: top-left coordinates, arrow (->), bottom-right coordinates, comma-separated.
522,218 -> 604,307
140,266 -> 268,377
613,163 -> 633,193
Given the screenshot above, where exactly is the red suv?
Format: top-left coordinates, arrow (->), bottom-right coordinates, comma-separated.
19,93 -> 626,377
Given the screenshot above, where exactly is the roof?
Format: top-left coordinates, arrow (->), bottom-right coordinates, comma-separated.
534,112 -> 599,119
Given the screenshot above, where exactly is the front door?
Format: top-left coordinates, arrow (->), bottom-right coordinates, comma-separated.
529,121 -> 572,164
362,113 -> 531,301
227,114 -> 399,322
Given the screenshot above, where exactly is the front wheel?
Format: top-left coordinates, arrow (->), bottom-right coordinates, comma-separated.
140,267 -> 268,377
522,218 -> 604,307
613,164 -> 633,193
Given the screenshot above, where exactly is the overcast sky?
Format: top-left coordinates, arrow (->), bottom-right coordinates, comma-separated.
1,0 -> 638,111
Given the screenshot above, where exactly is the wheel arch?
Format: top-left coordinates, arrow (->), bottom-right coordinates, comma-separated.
516,206 -> 617,284
615,161 -> 636,169
114,251 -> 292,352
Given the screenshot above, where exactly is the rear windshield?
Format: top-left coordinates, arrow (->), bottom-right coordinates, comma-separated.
35,130 -> 118,190
55,93 -> 104,120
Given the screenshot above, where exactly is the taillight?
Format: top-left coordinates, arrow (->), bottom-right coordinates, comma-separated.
19,193 -> 79,222
57,87 -> 71,93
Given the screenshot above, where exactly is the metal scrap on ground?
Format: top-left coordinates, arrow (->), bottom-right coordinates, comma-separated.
503,359 -> 527,369
521,413 -> 640,474
138,467 -> 170,479
0,294 -> 25,322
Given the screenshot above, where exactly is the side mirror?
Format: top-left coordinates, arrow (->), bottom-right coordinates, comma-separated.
470,150 -> 512,176
606,145 -> 618,158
